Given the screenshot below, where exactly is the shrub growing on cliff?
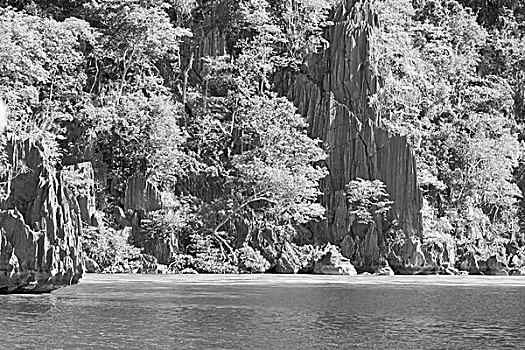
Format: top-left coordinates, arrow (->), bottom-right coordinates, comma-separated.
346,178 -> 393,224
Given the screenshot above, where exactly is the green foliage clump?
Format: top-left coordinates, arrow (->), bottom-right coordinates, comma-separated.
193,255 -> 239,274
87,93 -> 186,187
421,198 -> 455,248
62,167 -> 95,198
373,0 -> 523,250
168,254 -> 196,273
186,233 -> 238,273
237,245 -> 270,273
82,225 -> 142,270
0,8 -> 94,164
346,178 -> 393,224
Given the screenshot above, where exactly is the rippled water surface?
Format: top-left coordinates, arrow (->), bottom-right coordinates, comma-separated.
1,275 -> 524,349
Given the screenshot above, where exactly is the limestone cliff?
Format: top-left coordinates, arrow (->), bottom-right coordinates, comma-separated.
124,173 -> 163,214
276,0 -> 423,272
124,173 -> 170,264
0,141 -> 85,293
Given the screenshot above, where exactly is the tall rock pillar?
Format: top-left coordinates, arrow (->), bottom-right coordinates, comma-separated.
276,0 -> 423,271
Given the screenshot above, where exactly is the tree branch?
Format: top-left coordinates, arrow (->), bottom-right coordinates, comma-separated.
210,196 -> 276,264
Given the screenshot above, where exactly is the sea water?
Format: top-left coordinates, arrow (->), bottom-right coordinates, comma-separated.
1,274 -> 524,349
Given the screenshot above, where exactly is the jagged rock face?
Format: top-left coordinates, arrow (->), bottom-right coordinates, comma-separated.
314,245 -> 357,275
421,240 -> 456,273
65,162 -> 97,226
275,0 -> 423,271
387,236 -> 427,274
458,252 -> 509,275
0,141 -> 84,293
0,99 -> 6,133
250,229 -> 319,273
124,174 -> 168,263
124,173 -> 162,214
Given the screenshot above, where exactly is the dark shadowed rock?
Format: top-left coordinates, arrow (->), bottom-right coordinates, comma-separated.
84,256 -> 100,273
274,241 -> 303,274
64,162 -> 96,225
419,238 -> 457,274
457,251 -> 508,275
123,174 -> 170,264
485,255 -> 508,275
375,262 -> 395,276
509,267 -> 525,276
458,252 -> 481,274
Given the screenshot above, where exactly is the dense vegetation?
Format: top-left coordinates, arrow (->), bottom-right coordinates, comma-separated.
374,0 -> 525,263
1,0 -> 524,273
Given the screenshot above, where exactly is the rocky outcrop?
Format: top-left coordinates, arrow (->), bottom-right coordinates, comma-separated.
84,256 -> 100,273
509,267 -> 525,276
252,229 -> 303,273
248,228 -> 322,273
314,245 -> 357,275
340,221 -> 381,272
64,162 -> 97,226
422,239 -> 456,272
275,0 -> 423,272
0,141 -> 86,293
122,173 -> 169,263
124,173 -> 162,214
273,241 -> 303,274
457,251 -> 509,275
386,236 -> 427,274
375,262 -> 394,276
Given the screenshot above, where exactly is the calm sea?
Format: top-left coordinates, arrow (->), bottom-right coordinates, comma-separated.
1,274 -> 524,349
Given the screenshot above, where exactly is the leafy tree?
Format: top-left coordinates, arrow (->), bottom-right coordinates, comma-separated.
374,0 -> 522,251
177,6 -> 329,260
237,244 -> 270,272
205,94 -> 326,244
346,178 -> 393,224
0,8 -> 94,160
268,0 -> 335,66
83,92 -> 186,190
83,0 -> 191,101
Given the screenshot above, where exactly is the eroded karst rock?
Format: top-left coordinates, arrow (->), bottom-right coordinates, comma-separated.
275,0 -> 423,273
387,236 -> 428,274
122,174 -> 170,264
314,245 -> 357,275
124,173 -> 162,214
0,140 -> 87,293
457,251 -> 509,275
65,162 -> 96,226
422,240 -> 456,273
